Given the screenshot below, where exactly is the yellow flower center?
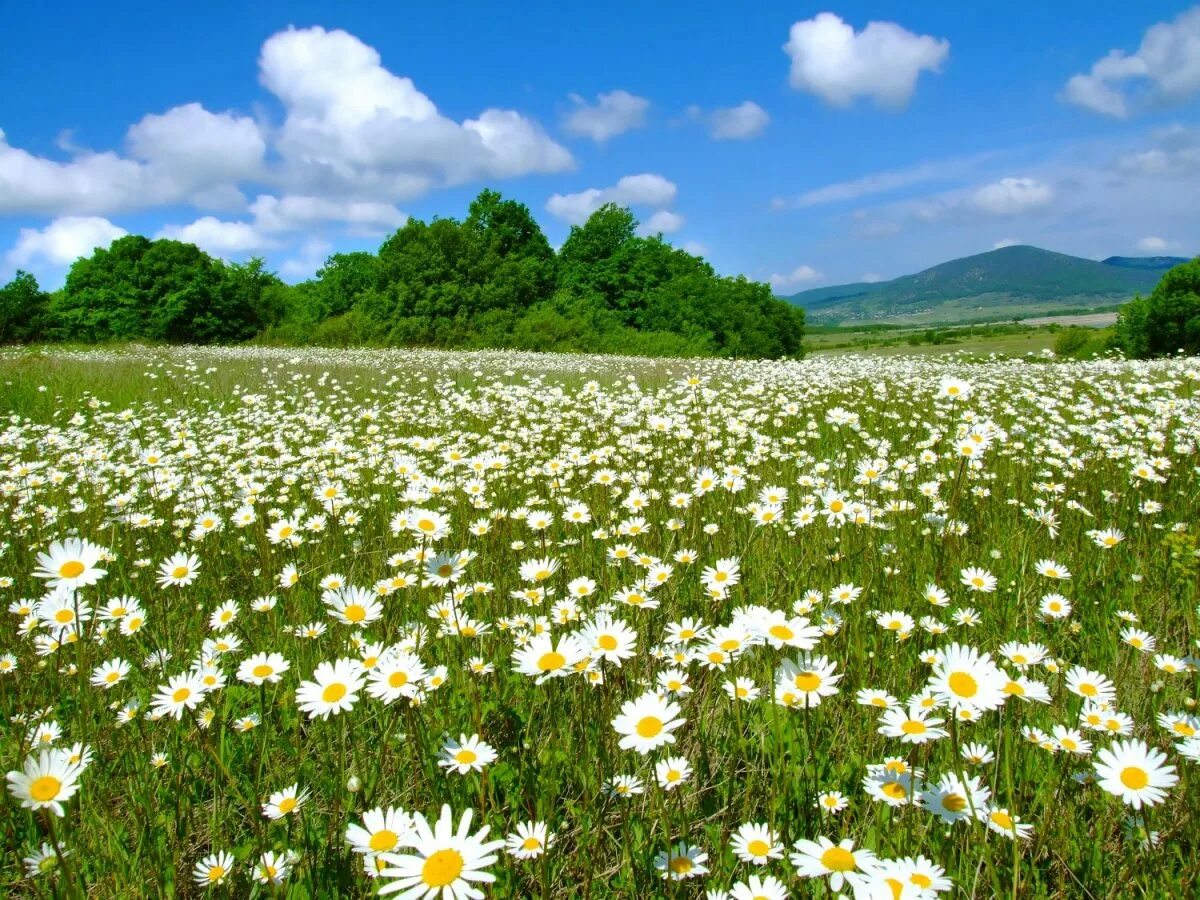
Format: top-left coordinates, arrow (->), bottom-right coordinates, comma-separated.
901,719 -> 927,735
369,830 -> 398,852
668,857 -> 693,874
636,716 -> 663,738
882,782 -> 908,799
598,635 -> 618,651
171,566 -> 189,579
30,775 -> 61,802
943,793 -> 967,812
172,687 -> 191,703
389,671 -> 409,688
344,604 -> 367,623
253,664 -> 273,678
455,749 -> 477,765
793,672 -> 821,692
769,625 -> 794,641
537,652 -> 565,671
59,560 -> 86,579
990,811 -> 1014,830
820,846 -> 857,872
1120,766 -> 1149,790
522,836 -> 541,851
746,839 -> 770,857
322,683 -> 347,703
278,797 -> 297,814
421,848 -> 465,887
948,672 -> 978,698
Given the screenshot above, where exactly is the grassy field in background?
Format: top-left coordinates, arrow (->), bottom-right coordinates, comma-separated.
1,345 -> 1198,898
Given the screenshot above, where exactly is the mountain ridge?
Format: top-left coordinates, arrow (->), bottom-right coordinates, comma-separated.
785,245 -> 1190,324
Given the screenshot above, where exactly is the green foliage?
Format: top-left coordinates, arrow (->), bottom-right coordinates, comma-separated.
27,191 -> 803,359
1114,258 -> 1200,358
48,236 -> 283,344
0,270 -> 51,343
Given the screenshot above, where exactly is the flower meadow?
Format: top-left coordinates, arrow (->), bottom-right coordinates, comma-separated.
1,345 -> 1199,898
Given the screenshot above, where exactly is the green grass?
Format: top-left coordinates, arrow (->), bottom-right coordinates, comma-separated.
1,345 -> 1198,898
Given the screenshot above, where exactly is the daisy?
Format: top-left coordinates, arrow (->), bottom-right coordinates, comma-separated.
150,672 -> 207,720
439,734 -> 497,775
986,808 -> 1033,840
790,836 -> 876,893
775,655 -> 842,708
377,804 -> 503,898
878,705 -> 948,744
1065,666 -> 1117,705
578,616 -> 638,667
295,658 -> 365,719
655,842 -> 708,881
90,657 -> 131,689
730,875 -> 789,900
193,851 -> 233,888
730,822 -> 782,865
1093,739 -> 1178,809
511,633 -> 587,685
262,783 -> 310,819
237,652 -> 290,685
6,749 -> 82,816
158,552 -> 201,588
655,755 -> 692,790
612,690 -> 684,754
347,806 -> 414,857
505,821 -> 554,859
959,567 -> 996,593
920,773 -> 991,824
929,643 -> 1007,713
33,538 -> 108,589
254,850 -> 296,885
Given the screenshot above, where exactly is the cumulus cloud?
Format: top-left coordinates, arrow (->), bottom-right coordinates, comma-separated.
861,272 -> 885,283
1061,7 -> 1200,117
699,101 -> 770,140
969,178 -> 1054,216
261,26 -> 573,195
639,210 -> 685,235
561,90 -> 649,142
1137,235 -> 1169,252
783,13 -> 949,109
0,25 -> 570,230
545,174 -> 678,225
993,237 -> 1021,249
249,195 -> 407,235
7,216 -> 127,268
1116,124 -> 1200,178
680,240 -> 709,257
769,265 -> 822,292
156,218 -> 274,256
279,238 -> 334,282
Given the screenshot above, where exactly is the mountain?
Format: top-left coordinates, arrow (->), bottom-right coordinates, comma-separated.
786,245 -> 1180,324
1101,255 -> 1190,270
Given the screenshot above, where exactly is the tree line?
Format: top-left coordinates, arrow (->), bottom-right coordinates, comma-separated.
0,190 -> 806,359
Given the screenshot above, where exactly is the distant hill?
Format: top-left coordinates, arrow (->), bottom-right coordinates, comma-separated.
786,245 -> 1184,324
1101,255 -> 1190,270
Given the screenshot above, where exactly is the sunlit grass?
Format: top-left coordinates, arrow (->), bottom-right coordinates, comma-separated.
1,345 -> 1197,898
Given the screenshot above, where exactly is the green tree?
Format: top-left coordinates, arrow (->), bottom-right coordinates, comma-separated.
0,271 -> 51,343
1115,258 -> 1200,358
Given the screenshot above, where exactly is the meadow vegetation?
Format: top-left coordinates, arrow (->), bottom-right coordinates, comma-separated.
1,345 -> 1198,898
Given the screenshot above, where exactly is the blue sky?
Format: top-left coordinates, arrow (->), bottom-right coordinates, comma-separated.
2,2 -> 1198,292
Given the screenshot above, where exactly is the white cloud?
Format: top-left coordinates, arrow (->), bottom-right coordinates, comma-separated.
769,265 -> 822,291
7,216 -> 127,268
1137,235 -> 1169,252
861,272 -> 885,283
704,101 -> 770,140
969,178 -> 1054,216
783,13 -> 949,109
993,238 -> 1020,249
261,27 -> 573,195
156,217 -> 274,255
249,195 -> 407,234
279,238 -> 334,282
1116,124 -> 1200,177
127,103 -> 265,185
546,173 -> 678,225
1061,7 -> 1200,117
561,90 -> 649,142
681,240 -> 709,257
639,210 -> 685,235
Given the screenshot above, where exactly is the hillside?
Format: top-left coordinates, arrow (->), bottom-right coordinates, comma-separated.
787,245 -> 1175,324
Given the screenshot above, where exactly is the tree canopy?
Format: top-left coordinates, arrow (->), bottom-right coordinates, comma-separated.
4,190 -> 806,359
1115,257 -> 1200,358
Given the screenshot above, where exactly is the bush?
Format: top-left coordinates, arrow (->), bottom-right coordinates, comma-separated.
1115,258 -> 1200,358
